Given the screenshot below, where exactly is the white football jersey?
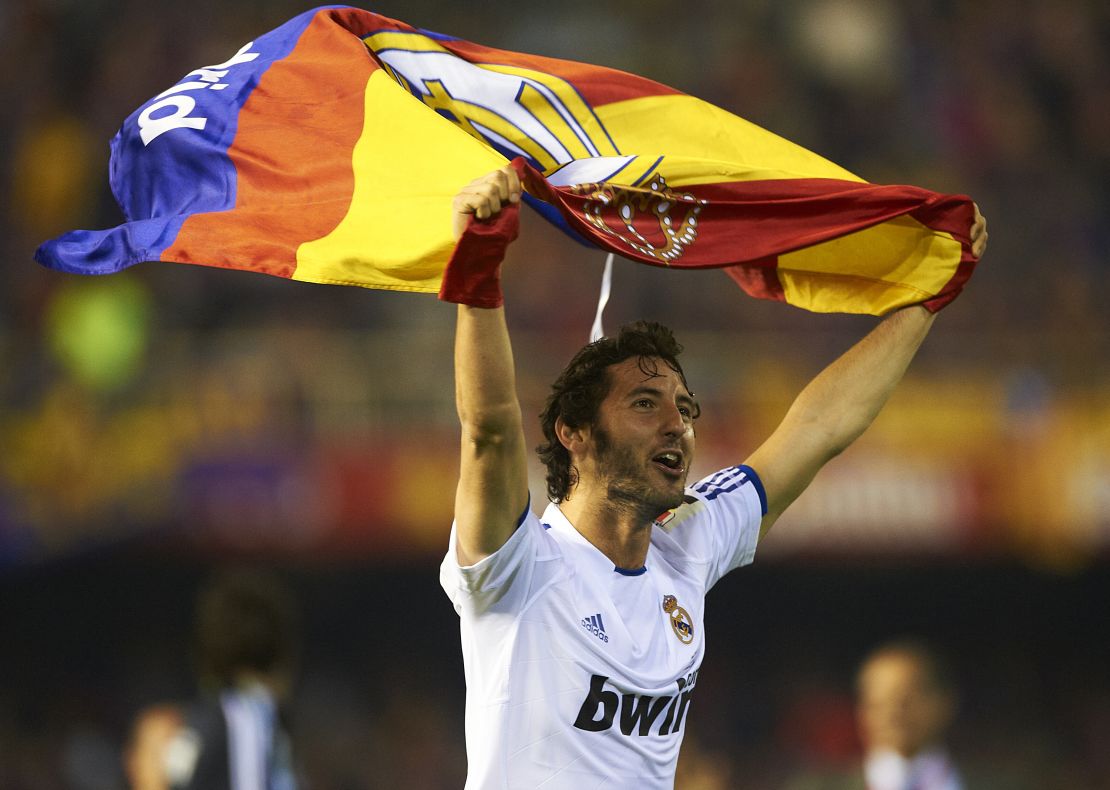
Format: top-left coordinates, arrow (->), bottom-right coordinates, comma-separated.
440,465 -> 766,789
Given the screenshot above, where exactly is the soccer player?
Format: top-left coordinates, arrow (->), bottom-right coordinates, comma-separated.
439,166 -> 988,788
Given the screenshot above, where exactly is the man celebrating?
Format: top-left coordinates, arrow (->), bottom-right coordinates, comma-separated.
439,165 -> 988,788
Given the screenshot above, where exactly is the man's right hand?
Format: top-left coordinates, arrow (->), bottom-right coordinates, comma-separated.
452,164 -> 522,240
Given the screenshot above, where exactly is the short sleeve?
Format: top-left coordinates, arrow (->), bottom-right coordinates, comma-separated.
655,465 -> 766,590
439,502 -> 542,616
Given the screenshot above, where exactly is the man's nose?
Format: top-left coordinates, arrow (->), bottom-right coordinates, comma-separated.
660,403 -> 686,436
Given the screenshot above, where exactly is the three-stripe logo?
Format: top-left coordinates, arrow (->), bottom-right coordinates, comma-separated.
581,613 -> 609,643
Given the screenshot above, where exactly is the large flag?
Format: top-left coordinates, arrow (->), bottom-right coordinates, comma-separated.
35,6 -> 979,314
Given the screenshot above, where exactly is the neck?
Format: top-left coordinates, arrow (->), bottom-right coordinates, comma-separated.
559,482 -> 656,569
230,670 -> 287,701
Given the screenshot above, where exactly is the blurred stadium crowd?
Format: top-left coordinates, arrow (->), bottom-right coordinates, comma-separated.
1,0 -> 1108,787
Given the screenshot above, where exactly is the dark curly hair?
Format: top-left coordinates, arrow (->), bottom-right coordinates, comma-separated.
536,320 -> 696,503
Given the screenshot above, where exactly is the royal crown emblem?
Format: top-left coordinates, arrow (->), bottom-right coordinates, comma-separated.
571,174 -> 707,264
662,594 -> 694,645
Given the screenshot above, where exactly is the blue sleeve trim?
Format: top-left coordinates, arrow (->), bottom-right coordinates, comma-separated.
737,464 -> 768,516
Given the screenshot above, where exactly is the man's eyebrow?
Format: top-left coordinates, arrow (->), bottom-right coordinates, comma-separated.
629,385 -> 698,405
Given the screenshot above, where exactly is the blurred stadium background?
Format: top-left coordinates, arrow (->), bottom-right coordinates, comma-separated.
2,0 -> 1108,787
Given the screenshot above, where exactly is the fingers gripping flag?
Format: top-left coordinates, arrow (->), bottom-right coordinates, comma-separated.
36,6 -> 980,315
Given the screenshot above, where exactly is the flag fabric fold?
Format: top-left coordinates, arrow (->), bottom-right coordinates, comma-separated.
35,5 -> 980,315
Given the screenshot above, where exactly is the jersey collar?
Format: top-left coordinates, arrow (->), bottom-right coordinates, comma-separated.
540,502 -> 648,576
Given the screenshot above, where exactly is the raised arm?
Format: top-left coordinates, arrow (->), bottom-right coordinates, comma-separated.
746,206 -> 988,536
744,306 -> 935,536
451,166 -> 530,566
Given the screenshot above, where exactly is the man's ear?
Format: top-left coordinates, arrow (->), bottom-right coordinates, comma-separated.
555,416 -> 588,454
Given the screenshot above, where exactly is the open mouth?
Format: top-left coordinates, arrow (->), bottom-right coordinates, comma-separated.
652,451 -> 685,476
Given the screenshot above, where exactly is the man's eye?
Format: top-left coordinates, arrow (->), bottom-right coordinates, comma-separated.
634,399 -> 653,408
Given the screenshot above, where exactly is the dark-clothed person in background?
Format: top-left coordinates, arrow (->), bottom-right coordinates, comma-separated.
125,569 -> 300,790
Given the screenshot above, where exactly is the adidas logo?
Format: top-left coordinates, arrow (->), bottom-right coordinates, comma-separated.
580,613 -> 609,643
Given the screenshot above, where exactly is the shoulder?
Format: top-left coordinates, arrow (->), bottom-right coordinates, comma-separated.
654,465 -> 767,536
441,505 -> 568,612
688,465 -> 767,512
650,466 -> 766,580
653,493 -> 706,533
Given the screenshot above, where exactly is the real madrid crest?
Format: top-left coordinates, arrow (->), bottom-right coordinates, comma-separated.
570,175 -> 707,265
662,594 -> 694,645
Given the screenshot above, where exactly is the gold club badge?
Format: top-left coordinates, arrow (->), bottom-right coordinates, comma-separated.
662,594 -> 694,645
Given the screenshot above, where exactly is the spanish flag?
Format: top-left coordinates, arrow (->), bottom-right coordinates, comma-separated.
35,6 -> 979,315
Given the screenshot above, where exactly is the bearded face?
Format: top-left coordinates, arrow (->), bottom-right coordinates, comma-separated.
591,424 -> 689,518
569,356 -> 696,521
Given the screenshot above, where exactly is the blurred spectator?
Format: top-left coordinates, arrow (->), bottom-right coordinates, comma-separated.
781,639 -> 1040,790
782,640 -> 960,790
855,640 -> 960,790
125,568 -> 300,790
126,706 -> 186,790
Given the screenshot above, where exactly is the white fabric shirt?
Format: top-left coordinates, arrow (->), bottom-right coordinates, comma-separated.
864,748 -> 963,790
440,465 -> 766,789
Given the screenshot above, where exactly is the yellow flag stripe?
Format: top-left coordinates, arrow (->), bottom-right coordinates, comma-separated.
595,94 -> 863,184
293,69 -> 506,291
779,217 -> 962,313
